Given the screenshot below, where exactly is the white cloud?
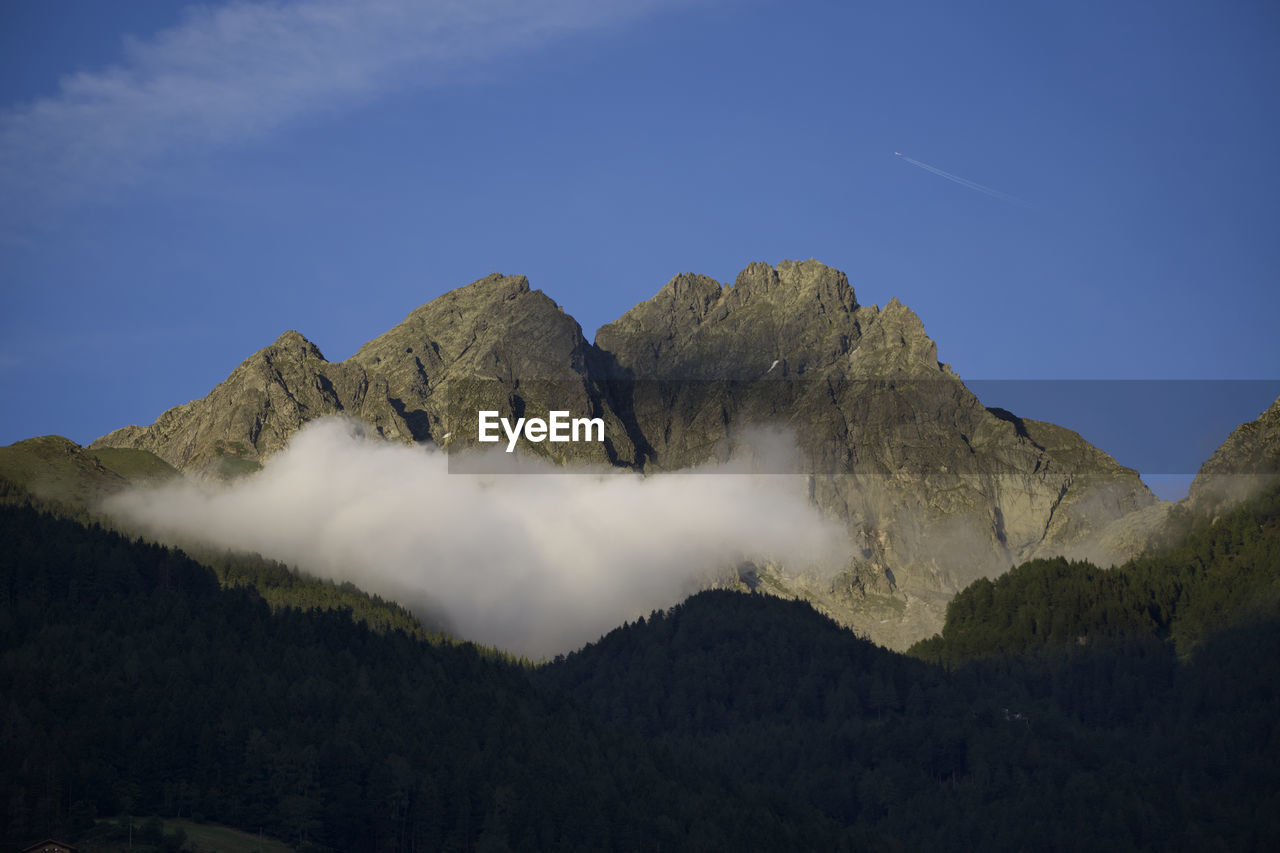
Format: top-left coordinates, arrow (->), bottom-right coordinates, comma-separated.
105,418 -> 847,658
0,0 -> 683,224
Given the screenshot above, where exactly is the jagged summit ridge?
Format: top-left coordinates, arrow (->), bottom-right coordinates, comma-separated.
96,271 -> 637,472
598,259 -> 868,379
271,329 -> 322,353
351,272 -> 591,389
89,260 -> 1158,648
1186,395 -> 1280,514
93,325 -> 411,474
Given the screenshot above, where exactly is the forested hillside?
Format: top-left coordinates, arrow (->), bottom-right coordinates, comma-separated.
4,484 -> 1278,851
540,588 -> 1280,850
0,471 -> 438,642
0,504 -> 848,852
910,482 -> 1280,663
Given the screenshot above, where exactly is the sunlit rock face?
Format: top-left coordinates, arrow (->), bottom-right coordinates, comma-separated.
92,260 -> 1161,648
1184,395 -> 1280,518
597,259 -> 1156,647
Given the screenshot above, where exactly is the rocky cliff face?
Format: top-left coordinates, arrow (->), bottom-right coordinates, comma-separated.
95,274 -> 637,475
597,261 -> 869,381
94,330 -> 411,477
347,273 -> 638,466
1185,395 -> 1280,517
92,260 -> 1162,648
598,260 -> 1157,646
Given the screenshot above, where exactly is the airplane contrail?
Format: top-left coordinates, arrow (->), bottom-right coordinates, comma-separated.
894,152 -> 1024,206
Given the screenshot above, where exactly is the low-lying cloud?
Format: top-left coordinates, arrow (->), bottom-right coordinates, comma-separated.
106,418 -> 846,657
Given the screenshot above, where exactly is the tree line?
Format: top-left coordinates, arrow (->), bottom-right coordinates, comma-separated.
2,481 -> 1278,850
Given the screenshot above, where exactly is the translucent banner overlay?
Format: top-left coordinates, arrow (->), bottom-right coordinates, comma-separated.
438,378 -> 1280,477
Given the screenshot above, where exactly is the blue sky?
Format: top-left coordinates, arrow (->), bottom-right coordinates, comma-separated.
2,0 -> 1277,498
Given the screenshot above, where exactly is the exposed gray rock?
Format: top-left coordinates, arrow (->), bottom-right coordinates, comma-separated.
91,260 -> 1169,648
93,274 -> 638,474
1185,394 -> 1280,516
93,330 -> 410,478
595,261 -> 1158,646
347,272 -> 637,466
597,261 -> 865,380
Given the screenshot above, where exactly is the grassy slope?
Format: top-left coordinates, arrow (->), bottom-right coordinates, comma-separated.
168,819 -> 296,853
0,436 -> 436,642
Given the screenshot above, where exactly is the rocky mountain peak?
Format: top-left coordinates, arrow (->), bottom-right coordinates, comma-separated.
342,272 -> 634,463
88,260 -> 1169,648
597,260 -> 865,379
90,329 -> 410,476
851,297 -> 939,375
728,259 -> 857,313
730,260 -> 781,297
269,329 -> 322,354
1186,394 -> 1280,515
351,272 -> 584,383
655,272 -> 724,321
418,271 -> 532,310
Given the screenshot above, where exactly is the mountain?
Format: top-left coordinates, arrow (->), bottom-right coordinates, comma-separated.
89,260 -> 1160,648
92,330 -> 410,476
94,274 -> 638,474
0,434 -> 176,515
596,260 -> 1158,645
1185,394 -> 1280,517
8,289 -> 1279,848
346,272 -> 639,466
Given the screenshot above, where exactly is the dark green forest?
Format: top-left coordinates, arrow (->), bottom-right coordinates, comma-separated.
910,485 -> 1280,663
2,483 -> 1278,851
0,504 -> 845,852
0,475 -> 439,645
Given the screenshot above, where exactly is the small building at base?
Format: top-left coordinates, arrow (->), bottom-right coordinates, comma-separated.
22,841 -> 79,853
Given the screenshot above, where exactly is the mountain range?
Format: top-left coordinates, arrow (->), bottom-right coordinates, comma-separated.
3,260 -> 1279,851
8,259 -> 1278,649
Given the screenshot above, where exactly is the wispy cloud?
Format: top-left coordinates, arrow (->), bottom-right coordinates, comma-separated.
0,0 -> 681,226
106,418 -> 847,657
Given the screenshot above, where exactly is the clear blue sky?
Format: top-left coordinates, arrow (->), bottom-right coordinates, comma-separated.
2,1 -> 1277,498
